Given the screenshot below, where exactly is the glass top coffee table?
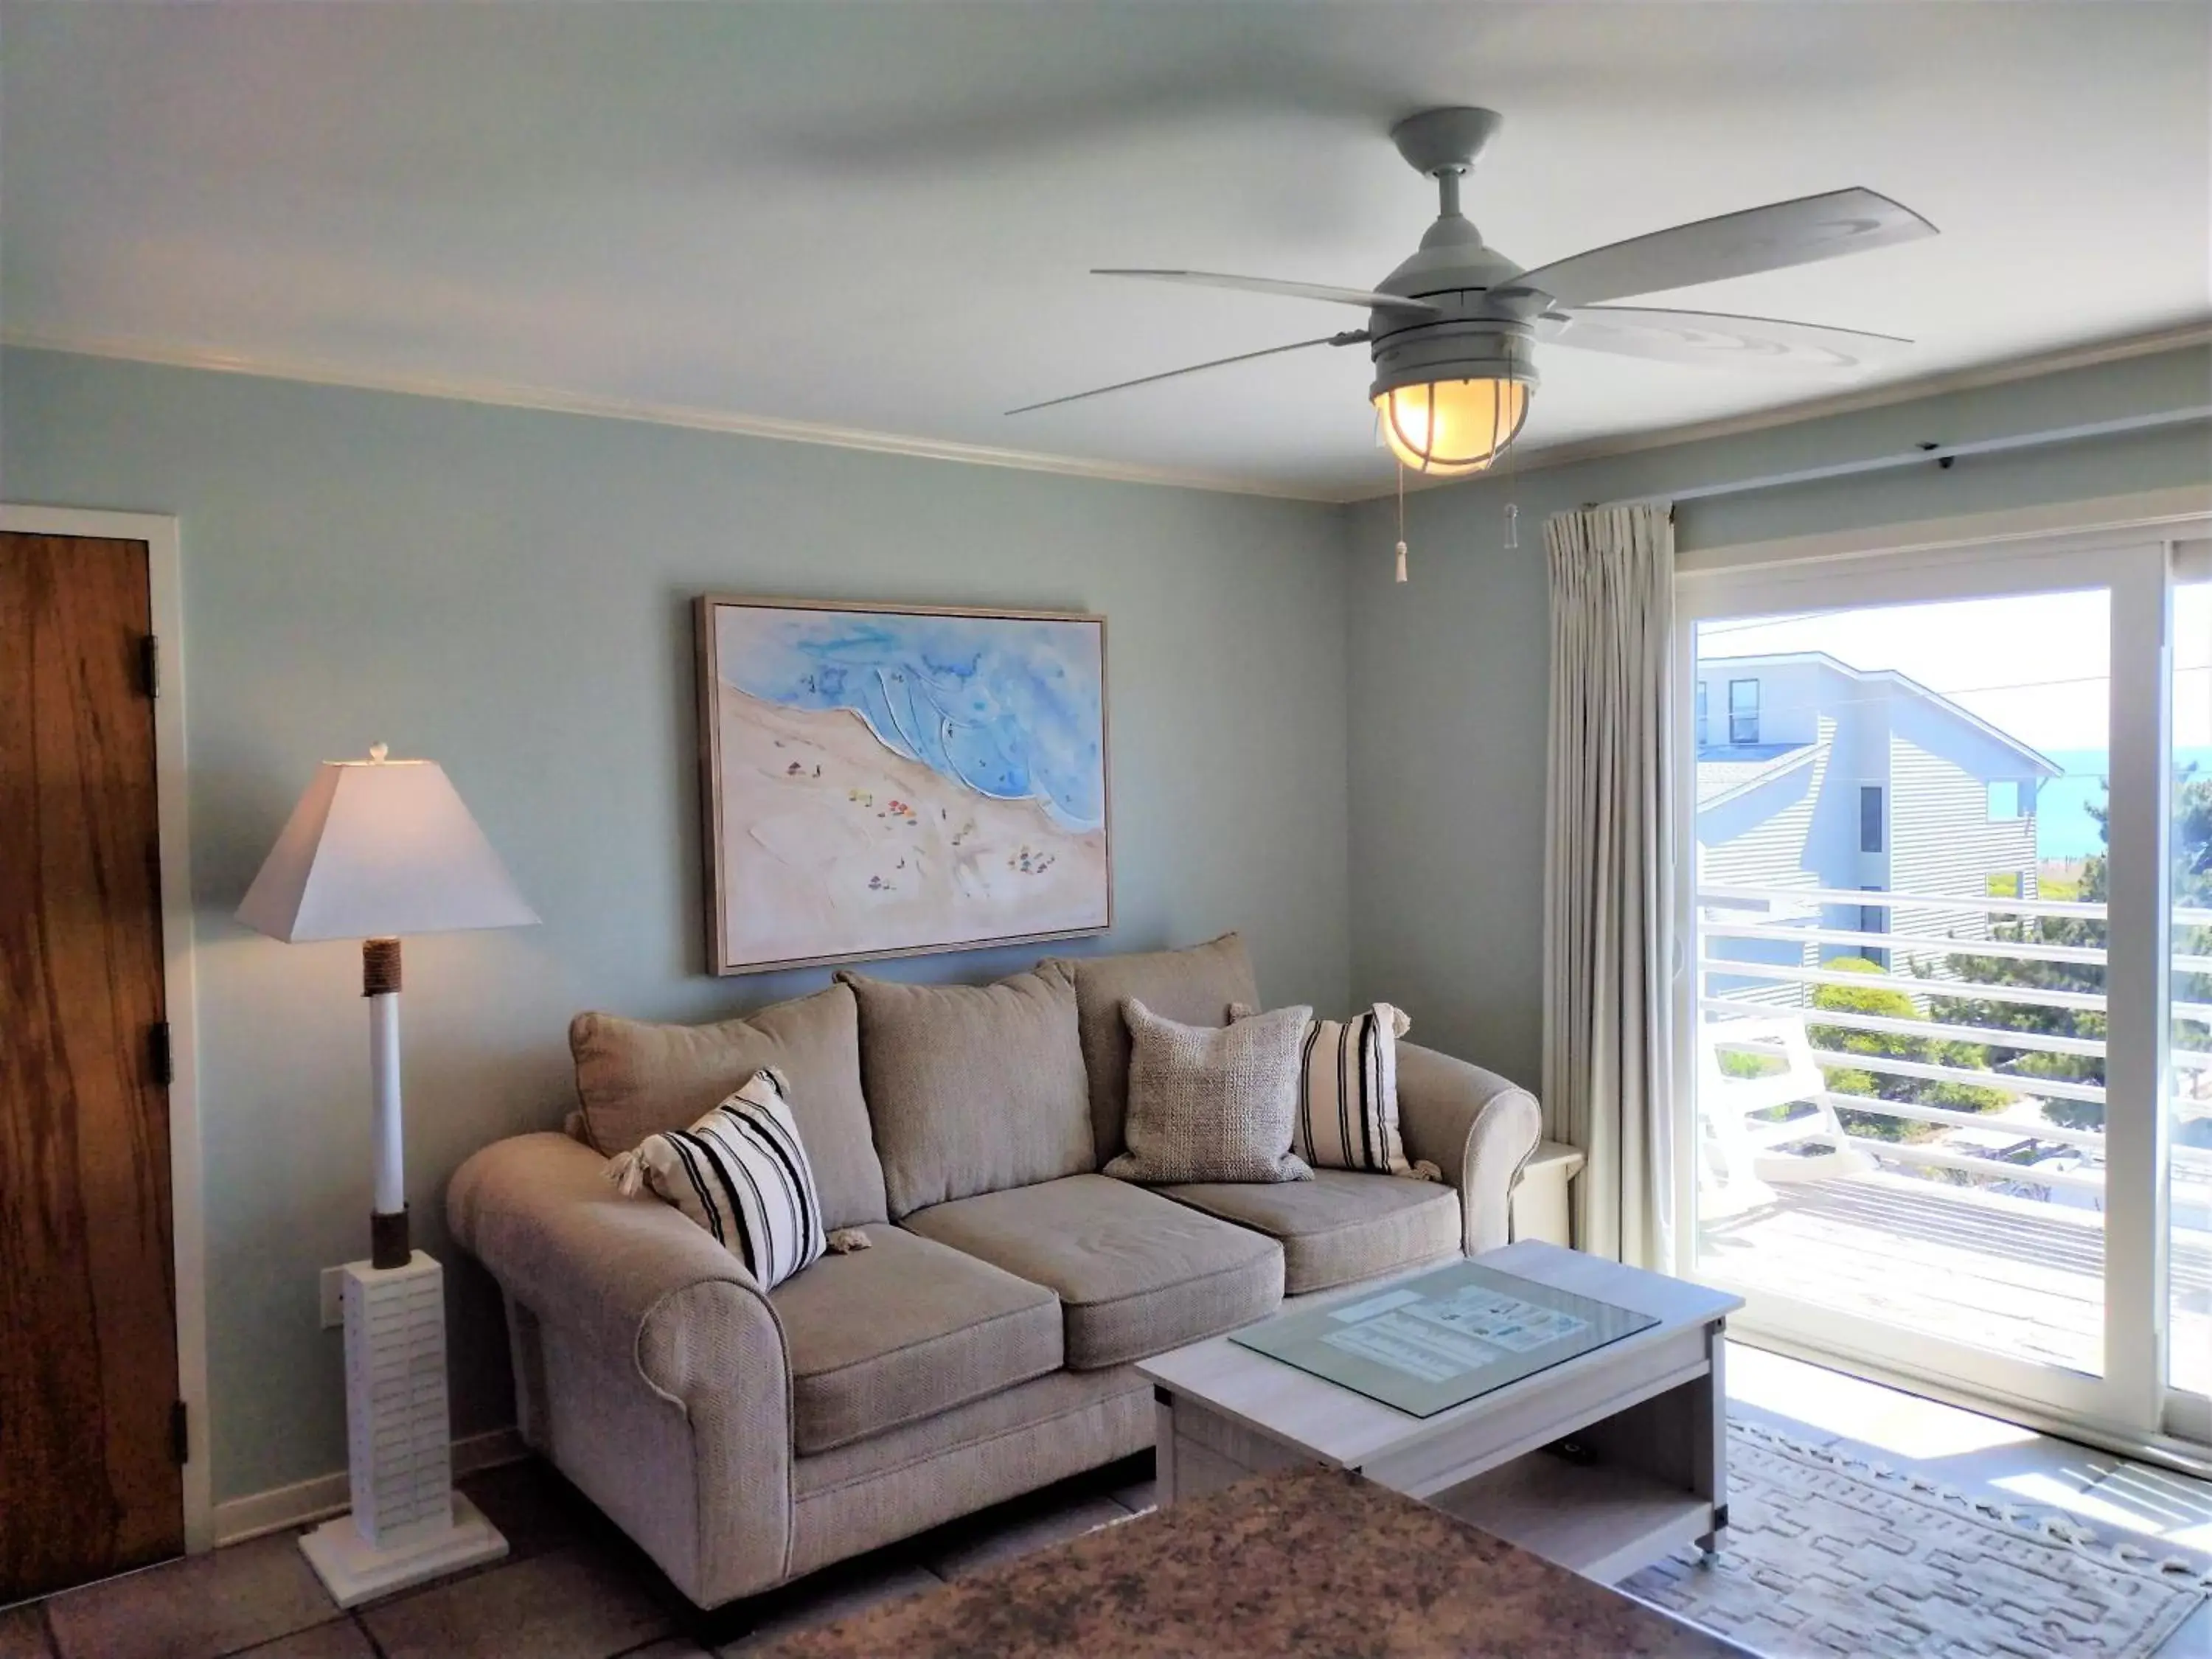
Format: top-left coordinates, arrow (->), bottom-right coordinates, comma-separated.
1135,1239 -> 1743,1585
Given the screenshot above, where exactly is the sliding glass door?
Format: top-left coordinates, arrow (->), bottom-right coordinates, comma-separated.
2171,566 -> 2211,1442
1674,526 -> 2205,1450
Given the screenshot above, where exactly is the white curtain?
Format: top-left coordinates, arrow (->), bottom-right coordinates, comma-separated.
1541,502 -> 1678,1269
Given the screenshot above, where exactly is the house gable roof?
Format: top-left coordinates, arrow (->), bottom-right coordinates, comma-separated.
1697,742 -> 1825,810
1698,650 -> 2064,779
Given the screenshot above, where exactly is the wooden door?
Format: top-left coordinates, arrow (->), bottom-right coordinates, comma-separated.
0,532 -> 182,1599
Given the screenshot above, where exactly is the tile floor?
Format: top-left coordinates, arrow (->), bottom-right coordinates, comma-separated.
2,1345 -> 2206,1658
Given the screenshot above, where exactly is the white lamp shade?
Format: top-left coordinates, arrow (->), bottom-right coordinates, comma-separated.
237,755 -> 539,942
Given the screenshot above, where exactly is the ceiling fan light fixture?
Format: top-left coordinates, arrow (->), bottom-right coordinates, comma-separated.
1020,107 -> 1935,473
1371,375 -> 1531,476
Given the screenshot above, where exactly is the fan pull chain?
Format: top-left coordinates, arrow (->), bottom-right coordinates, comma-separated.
1502,352 -> 1520,549
1394,461 -> 1408,583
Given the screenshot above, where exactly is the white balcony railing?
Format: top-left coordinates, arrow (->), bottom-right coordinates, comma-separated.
1697,882 -> 2212,1200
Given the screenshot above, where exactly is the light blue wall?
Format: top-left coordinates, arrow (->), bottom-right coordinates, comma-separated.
0,346 -> 1353,1503
1343,345 -> 2211,1090
7,335 -> 2204,1507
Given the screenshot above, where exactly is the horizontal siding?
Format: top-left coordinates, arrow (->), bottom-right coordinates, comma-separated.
1700,741 -> 1827,1009
1886,734 -> 2040,973
1703,746 -> 1829,894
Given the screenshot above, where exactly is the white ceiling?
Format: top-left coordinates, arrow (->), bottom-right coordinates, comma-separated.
4,3 -> 2207,500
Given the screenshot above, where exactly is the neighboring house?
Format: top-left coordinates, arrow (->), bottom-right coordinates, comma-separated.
1695,652 -> 2060,1005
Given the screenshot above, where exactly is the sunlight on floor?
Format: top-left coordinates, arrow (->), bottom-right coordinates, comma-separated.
1729,1343 -> 2034,1459
1728,1341 -> 2212,1562
2074,1464 -> 2212,1552
1996,1471 -> 2172,1534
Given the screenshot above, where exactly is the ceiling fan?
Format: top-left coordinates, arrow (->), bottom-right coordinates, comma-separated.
1009,106 -> 1937,477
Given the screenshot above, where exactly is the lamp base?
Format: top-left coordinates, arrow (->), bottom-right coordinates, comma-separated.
305,1251 -> 506,1607
299,1492 -> 507,1609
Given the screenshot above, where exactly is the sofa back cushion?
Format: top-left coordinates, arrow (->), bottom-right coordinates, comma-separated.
838,964 -> 1093,1218
568,982 -> 888,1230
1047,933 -> 1261,1165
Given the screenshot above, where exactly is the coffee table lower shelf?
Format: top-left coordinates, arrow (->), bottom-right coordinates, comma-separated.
1429,1453 -> 1717,1583
1138,1242 -> 1743,1587
1156,1389 -> 1724,1586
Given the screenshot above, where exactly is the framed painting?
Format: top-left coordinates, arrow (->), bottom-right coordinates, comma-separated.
695,595 -> 1112,975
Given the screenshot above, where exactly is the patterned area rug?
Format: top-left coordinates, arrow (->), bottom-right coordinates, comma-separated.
1621,1420 -> 2210,1658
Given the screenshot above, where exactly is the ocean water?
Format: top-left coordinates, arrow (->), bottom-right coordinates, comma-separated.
714,606 -> 1106,830
2037,747 -> 2212,860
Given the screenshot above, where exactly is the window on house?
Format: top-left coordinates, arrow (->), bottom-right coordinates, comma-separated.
1988,780 -> 2023,821
1860,785 -> 1885,853
1727,679 -> 1759,744
1860,886 -> 1889,967
1696,681 -> 1708,748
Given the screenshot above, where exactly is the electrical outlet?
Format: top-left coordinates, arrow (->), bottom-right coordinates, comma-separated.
319,1267 -> 346,1330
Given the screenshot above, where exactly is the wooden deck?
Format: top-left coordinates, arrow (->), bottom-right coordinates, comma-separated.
1697,1169 -> 2212,1397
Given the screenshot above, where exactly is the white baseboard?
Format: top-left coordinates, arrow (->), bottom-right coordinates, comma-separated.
210,1427 -> 529,1548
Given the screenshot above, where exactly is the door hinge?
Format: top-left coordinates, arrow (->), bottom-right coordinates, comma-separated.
140,633 -> 161,698
170,1399 -> 189,1465
150,1021 -> 173,1087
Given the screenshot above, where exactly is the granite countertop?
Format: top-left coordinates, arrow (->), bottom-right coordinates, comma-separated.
754,1466 -> 1750,1658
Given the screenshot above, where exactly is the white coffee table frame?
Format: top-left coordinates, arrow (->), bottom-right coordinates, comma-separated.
1136,1240 -> 1744,1585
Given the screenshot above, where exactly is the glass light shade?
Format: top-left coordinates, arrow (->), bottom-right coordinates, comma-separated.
1373,378 -> 1531,477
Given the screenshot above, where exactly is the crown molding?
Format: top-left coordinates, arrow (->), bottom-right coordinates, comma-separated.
11,319 -> 2205,512
0,325 -> 1344,504
1352,320 -> 2212,503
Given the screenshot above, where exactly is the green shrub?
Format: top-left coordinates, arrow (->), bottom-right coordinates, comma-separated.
1806,956 -> 2006,1133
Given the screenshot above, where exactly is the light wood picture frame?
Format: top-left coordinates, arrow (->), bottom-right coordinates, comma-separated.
696,595 -> 1112,975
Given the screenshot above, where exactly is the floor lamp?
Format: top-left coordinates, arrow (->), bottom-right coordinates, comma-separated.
237,743 -> 538,1606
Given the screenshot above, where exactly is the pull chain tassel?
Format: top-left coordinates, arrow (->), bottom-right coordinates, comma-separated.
1393,459 -> 1408,584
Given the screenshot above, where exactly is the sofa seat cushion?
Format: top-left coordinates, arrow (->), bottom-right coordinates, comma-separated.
769,1225 -> 1063,1454
1160,1169 -> 1462,1295
901,1174 -> 1283,1369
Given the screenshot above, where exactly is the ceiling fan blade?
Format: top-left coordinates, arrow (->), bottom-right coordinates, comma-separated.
1505,188 -> 1935,308
1094,268 -> 1440,316
1539,306 -> 1912,372
1006,331 -> 1365,416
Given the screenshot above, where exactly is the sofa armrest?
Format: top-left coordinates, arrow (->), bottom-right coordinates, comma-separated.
1396,1043 -> 1543,1256
448,1132 -> 793,1604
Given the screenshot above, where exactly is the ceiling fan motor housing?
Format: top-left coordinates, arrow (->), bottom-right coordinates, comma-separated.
1366,174 -> 1545,404
1367,316 -> 1539,405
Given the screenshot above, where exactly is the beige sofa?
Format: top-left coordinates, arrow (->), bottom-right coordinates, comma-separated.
448,934 -> 1541,1610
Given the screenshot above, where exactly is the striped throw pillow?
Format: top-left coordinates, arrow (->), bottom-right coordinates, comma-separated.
1239,1003 -> 1428,1178
605,1067 -> 826,1289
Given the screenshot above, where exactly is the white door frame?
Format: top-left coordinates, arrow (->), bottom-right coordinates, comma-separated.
1673,504 -> 2209,1450
3,504 -> 212,1554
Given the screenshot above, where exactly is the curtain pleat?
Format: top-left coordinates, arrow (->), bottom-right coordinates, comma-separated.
1541,503 -> 1677,1269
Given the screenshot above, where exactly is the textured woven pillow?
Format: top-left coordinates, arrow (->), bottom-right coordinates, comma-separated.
1104,998 -> 1313,1185
1042,933 -> 1261,1166
1235,1001 -> 1432,1179
605,1068 -> 827,1289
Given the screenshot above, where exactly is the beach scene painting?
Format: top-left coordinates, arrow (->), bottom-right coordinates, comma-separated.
697,597 -> 1110,973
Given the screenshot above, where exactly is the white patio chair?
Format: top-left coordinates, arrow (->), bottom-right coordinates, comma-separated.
1699,1013 -> 1874,1213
